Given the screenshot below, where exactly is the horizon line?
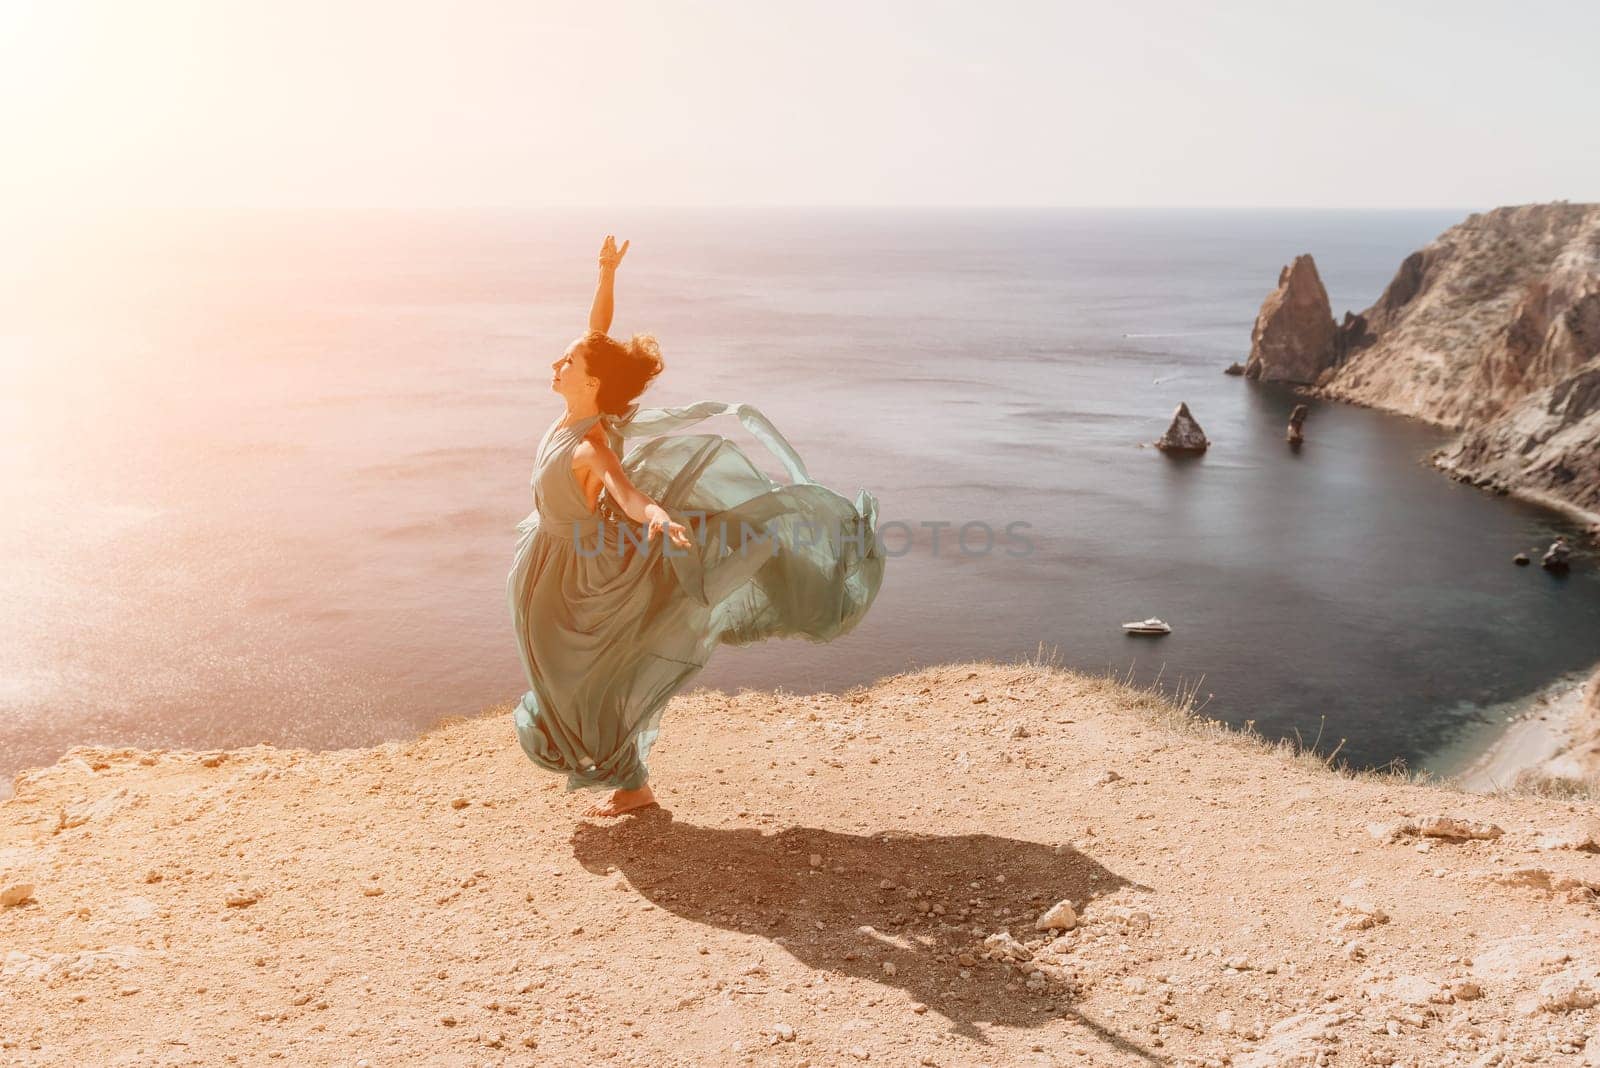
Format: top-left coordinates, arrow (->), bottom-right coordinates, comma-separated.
28,201 -> 1584,216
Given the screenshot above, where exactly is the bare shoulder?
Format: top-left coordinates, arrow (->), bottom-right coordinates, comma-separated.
571,426 -> 618,472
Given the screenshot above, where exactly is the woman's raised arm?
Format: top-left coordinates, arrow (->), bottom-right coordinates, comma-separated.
587,234 -> 630,336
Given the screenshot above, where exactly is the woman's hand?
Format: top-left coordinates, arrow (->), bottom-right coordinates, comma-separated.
644,504 -> 693,551
598,234 -> 630,272
589,235 -> 628,333
585,438 -> 686,546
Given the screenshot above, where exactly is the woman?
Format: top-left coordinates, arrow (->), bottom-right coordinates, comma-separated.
508,235 -> 886,817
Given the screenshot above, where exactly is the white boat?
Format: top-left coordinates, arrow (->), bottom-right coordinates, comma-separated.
1122,617 -> 1172,635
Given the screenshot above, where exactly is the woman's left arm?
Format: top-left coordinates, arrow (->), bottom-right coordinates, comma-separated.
587,234 -> 629,335
575,435 -> 692,549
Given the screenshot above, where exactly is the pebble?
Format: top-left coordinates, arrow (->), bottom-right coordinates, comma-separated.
0,883 -> 35,907
773,1023 -> 795,1042
983,932 -> 1031,961
882,962 -> 897,976
1034,900 -> 1077,932
1093,904 -> 1152,931
1368,815 -> 1504,843
1536,972 -> 1600,1014
224,888 -> 260,908
1335,898 -> 1389,930
450,797 -> 469,809
1535,819 -> 1600,852
809,854 -> 822,868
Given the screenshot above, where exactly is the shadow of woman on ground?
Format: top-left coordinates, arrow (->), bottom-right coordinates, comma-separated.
571,808 -> 1161,1061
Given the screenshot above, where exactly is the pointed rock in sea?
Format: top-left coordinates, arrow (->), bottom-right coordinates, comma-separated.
1156,403 -> 1209,453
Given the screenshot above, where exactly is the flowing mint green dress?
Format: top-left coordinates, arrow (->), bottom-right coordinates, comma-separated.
507,400 -> 885,793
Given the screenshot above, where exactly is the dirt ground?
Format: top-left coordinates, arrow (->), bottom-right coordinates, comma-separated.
3,660 -> 1598,1067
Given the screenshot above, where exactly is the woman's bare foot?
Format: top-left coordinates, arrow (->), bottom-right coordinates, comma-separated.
582,784 -> 657,818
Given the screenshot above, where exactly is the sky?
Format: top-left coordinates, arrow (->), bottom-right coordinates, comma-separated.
2,0 -> 1597,214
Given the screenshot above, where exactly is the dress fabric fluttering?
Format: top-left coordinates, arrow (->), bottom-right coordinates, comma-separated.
507,400 -> 885,792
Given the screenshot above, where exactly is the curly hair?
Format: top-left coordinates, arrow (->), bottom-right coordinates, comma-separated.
579,329 -> 664,415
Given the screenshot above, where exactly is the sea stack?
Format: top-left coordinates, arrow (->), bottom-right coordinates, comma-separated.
1287,404 -> 1309,445
1242,255 -> 1339,384
1156,402 -> 1209,453
1541,537 -> 1572,571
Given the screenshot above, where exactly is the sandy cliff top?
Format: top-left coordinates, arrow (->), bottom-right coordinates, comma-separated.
3,661 -> 1599,1066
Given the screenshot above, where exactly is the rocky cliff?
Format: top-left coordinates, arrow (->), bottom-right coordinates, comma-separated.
1325,204 -> 1600,427
1435,361 -> 1600,517
1239,203 -> 1600,519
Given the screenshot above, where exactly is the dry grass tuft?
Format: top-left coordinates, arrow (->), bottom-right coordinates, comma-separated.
1502,767 -> 1600,801
1005,641 -> 1424,788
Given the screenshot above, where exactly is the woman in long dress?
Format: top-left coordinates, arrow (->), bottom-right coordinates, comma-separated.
508,236 -> 886,817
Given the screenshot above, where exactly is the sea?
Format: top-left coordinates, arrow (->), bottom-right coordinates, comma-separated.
3,207 -> 1597,796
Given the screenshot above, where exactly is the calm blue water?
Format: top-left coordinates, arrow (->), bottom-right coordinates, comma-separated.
2,208 -> 1596,790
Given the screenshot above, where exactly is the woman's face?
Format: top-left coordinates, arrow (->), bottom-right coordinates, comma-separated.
550,339 -> 597,401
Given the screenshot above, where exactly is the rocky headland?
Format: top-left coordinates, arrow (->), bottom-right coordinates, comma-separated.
1239,203 -> 1600,522
4,661 -> 1600,1066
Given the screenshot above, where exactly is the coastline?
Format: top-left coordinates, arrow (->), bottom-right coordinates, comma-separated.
1495,485 -> 1600,538
1431,453 -> 1600,536
1297,375 -> 1600,797
1305,384 -> 1600,536
1447,668 -> 1599,794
